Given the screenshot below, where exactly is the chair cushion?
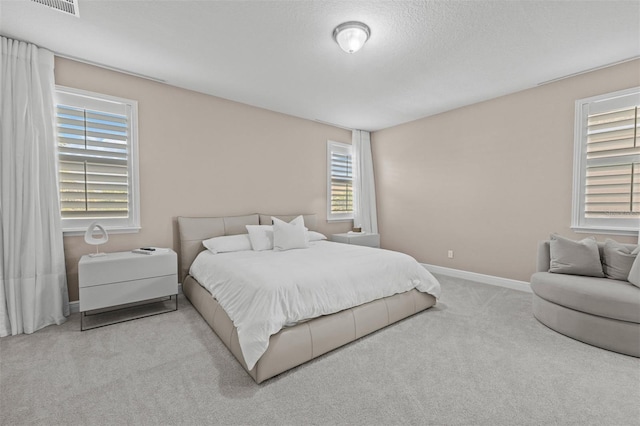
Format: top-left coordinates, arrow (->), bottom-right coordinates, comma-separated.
602,239 -> 639,281
531,272 -> 640,323
629,255 -> 640,287
549,234 -> 604,277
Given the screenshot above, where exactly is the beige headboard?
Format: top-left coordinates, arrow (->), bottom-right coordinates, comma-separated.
177,213 -> 317,281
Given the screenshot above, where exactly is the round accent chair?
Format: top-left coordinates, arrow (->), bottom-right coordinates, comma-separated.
530,240 -> 640,357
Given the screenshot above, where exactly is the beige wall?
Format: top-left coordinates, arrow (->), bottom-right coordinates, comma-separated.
55,58 -> 352,301
56,56 -> 639,298
372,60 -> 640,282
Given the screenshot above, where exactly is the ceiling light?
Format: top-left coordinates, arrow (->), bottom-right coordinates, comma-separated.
333,21 -> 370,54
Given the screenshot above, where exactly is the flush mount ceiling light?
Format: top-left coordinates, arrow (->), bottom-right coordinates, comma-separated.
333,21 -> 370,54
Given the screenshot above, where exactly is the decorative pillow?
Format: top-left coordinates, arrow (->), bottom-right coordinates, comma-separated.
307,230 -> 327,242
602,239 -> 639,281
549,234 -> 604,277
202,234 -> 252,254
273,215 -> 308,251
629,253 -> 640,287
245,225 -> 274,251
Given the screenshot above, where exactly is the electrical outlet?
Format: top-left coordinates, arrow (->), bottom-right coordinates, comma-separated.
447,250 -> 454,259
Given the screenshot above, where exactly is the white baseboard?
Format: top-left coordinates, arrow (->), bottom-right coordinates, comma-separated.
422,263 -> 532,293
68,272 -> 529,316
69,283 -> 183,314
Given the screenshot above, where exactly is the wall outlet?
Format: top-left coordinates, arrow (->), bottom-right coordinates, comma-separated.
447,250 -> 454,259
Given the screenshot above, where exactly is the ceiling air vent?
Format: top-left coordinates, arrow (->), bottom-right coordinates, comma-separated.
31,0 -> 79,17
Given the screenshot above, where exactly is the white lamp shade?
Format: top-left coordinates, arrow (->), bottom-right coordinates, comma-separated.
333,22 -> 370,54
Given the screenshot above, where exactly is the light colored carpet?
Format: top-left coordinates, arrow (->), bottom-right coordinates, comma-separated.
1,275 -> 638,425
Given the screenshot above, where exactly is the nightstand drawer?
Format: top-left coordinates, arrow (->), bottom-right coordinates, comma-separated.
79,251 -> 177,287
79,274 -> 178,311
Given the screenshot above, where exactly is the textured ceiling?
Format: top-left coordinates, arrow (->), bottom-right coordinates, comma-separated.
1,0 -> 639,131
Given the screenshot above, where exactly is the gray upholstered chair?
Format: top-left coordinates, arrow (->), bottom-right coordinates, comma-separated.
530,240 -> 639,357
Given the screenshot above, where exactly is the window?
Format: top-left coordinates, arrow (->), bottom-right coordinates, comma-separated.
55,86 -> 140,234
572,87 -> 640,235
327,141 -> 354,221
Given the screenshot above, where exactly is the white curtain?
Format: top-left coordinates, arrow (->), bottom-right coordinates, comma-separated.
0,37 -> 69,336
352,130 -> 378,234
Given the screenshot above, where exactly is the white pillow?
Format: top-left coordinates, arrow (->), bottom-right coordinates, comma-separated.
202,234 -> 252,254
246,225 -> 273,251
273,215 -> 308,251
307,230 -> 327,242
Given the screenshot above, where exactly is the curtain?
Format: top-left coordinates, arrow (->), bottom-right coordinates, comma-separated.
0,37 -> 69,336
352,130 -> 378,234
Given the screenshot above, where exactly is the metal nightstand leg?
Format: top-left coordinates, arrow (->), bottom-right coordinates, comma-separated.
80,294 -> 178,331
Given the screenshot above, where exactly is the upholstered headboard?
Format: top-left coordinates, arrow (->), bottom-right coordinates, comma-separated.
177,213 -> 317,281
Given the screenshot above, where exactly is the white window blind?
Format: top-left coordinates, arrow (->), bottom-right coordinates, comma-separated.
327,141 -> 354,221
573,88 -> 640,235
55,87 -> 140,234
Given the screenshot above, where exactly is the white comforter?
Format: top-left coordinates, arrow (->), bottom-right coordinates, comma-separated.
190,240 -> 441,370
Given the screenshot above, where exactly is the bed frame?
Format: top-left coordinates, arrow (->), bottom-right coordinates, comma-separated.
177,213 -> 437,383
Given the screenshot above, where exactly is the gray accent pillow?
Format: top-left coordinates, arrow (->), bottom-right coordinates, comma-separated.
629,252 -> 640,287
549,234 -> 604,277
602,239 -> 638,281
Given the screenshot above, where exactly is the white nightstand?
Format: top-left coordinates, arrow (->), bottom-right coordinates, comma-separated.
78,249 -> 178,330
331,233 -> 380,248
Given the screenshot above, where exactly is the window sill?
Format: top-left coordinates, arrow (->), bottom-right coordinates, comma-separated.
327,218 -> 353,223
571,225 -> 639,237
63,226 -> 141,237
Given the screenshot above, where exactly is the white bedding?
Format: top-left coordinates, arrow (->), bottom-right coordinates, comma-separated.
190,240 -> 441,370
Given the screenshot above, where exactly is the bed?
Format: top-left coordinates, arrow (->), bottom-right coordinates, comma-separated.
178,213 -> 440,383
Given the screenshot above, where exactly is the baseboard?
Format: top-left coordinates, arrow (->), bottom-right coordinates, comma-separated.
68,283 -> 183,314
67,272 -> 530,316
422,264 -> 532,293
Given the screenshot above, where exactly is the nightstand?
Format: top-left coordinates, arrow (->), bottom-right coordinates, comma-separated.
331,232 -> 380,248
78,249 -> 178,330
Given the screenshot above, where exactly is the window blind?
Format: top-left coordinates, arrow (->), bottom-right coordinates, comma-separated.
330,150 -> 353,214
585,106 -> 639,218
56,105 -> 130,219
